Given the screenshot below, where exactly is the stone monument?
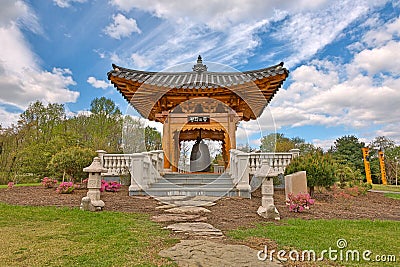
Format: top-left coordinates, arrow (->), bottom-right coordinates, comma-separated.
284,171 -> 307,200
81,157 -> 107,211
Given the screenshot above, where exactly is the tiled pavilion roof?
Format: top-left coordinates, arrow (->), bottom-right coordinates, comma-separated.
108,56 -> 289,122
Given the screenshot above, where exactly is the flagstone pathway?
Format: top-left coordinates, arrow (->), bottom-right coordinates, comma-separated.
151,195 -> 282,266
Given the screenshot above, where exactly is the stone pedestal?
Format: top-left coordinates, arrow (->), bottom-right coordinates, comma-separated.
81,157 -> 107,211
255,160 -> 280,220
284,171 -> 307,200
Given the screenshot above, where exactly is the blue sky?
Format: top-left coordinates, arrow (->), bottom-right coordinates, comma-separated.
0,0 -> 399,149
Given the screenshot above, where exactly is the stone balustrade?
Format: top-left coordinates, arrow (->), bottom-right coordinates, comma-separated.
96,150 -> 164,194
248,149 -> 299,174
95,148 -> 298,197
229,148 -> 300,197
213,165 -> 225,174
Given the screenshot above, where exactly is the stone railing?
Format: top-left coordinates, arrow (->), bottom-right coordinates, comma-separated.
213,164 -> 225,174
248,150 -> 299,174
229,149 -> 300,197
96,150 -> 164,193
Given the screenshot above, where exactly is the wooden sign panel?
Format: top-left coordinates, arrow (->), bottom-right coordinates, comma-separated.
187,116 -> 210,123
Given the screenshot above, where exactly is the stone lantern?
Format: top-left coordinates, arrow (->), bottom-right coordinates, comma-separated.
256,160 -> 280,220
81,157 -> 107,211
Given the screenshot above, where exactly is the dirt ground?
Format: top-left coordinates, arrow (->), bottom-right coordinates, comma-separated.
0,185 -> 399,232
1,185 -> 398,267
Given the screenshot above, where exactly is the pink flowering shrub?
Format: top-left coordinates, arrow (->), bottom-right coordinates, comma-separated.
286,192 -> 315,212
56,182 -> 75,194
105,181 -> 121,192
7,182 -> 14,189
100,180 -> 121,192
100,180 -> 107,192
41,177 -> 58,188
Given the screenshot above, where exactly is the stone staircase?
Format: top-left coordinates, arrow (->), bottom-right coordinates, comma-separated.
135,173 -> 238,197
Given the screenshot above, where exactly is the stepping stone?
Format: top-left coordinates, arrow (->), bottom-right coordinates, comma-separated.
165,222 -> 223,237
159,240 -> 282,266
151,214 -> 207,223
191,196 -> 220,202
155,196 -> 189,203
155,203 -> 176,209
172,200 -> 216,207
165,206 -> 211,214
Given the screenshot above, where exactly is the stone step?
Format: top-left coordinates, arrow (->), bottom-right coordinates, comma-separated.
134,187 -> 239,197
156,178 -> 233,185
164,173 -> 224,178
130,172 -> 241,197
150,182 -> 234,188
162,173 -> 231,184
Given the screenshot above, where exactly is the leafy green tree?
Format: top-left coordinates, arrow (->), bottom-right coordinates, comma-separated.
370,136 -> 399,184
297,143 -> 322,155
122,116 -> 145,153
18,101 -> 66,143
335,165 -> 363,188
369,136 -> 395,152
14,143 -> 54,178
329,135 -> 365,175
260,133 -> 294,152
47,147 -> 95,182
85,97 -> 123,152
260,133 -> 316,154
90,97 -> 122,117
145,126 -> 162,151
285,152 -> 337,196
386,146 -> 400,184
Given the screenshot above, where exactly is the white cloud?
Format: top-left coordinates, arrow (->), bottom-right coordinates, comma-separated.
53,0 -> 86,8
105,0 -> 334,70
109,18 -> 270,71
312,138 -> 336,151
262,32 -> 400,141
361,16 -> 400,47
0,0 -> 41,34
104,13 -> 141,39
110,0 -> 329,30
0,0 -> 79,115
87,76 -> 111,89
273,0 -> 384,67
130,53 -> 154,69
0,107 -> 20,128
107,1 -> 387,72
270,59 -> 400,129
264,10 -> 400,139
352,41 -> 400,75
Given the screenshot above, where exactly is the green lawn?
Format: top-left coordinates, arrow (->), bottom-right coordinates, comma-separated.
372,184 -> 400,192
385,193 -> 400,200
0,183 -> 41,189
228,219 -> 400,266
0,203 -> 177,266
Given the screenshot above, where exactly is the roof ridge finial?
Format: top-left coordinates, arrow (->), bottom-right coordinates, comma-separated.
193,55 -> 207,73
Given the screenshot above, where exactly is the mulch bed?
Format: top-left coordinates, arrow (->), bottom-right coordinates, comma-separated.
0,185 -> 399,232
2,185 -> 398,267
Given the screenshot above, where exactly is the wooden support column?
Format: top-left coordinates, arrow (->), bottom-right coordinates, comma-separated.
162,117 -> 171,170
171,131 -> 179,172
